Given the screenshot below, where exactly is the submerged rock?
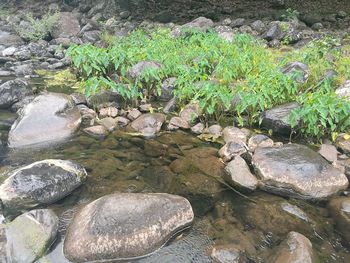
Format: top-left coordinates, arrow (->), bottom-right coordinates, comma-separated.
8,93 -> 81,148
329,197 -> 350,244
211,245 -> 248,263
224,156 -> 258,191
261,102 -> 299,135
0,209 -> 58,263
130,113 -> 165,137
252,144 -> 348,200
0,159 -> 87,216
63,193 -> 194,262
0,79 -> 31,109
268,232 -> 315,263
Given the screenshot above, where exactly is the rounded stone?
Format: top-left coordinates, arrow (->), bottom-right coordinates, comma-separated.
64,193 -> 194,262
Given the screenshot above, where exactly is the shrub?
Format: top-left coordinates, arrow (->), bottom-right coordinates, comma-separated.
15,10 -> 60,41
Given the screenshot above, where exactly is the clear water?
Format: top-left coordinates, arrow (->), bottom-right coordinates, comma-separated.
0,86 -> 349,262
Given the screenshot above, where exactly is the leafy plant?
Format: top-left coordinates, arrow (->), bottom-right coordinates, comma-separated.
66,28 -> 350,140
15,10 -> 60,41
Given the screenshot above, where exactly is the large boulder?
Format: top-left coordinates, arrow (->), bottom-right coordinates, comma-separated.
8,92 -> 81,148
0,209 -> 58,263
252,144 -> 348,200
130,113 -> 165,137
268,232 -> 315,263
51,12 -> 81,39
329,197 -> 350,244
0,79 -> 31,109
261,102 -> 299,135
63,193 -> 194,262
0,159 -> 87,216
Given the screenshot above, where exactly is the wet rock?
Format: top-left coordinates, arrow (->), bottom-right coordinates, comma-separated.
78,105 -> 97,126
0,79 -> 31,109
261,102 -> 299,135
100,117 -> 117,131
0,209 -> 58,263
335,133 -> 350,154
127,61 -> 162,81
179,103 -> 201,124
127,108 -> 142,121
318,144 -> 338,163
281,202 -> 309,222
12,63 -> 34,76
130,113 -> 165,137
51,12 -> 80,39
0,159 -> 87,216
224,156 -> 258,191
83,125 -> 108,138
168,116 -> 190,130
219,141 -> 247,162
63,193 -> 194,262
8,93 -> 81,148
248,134 -> 274,152
87,90 -> 122,109
211,245 -> 248,263
70,92 -> 87,105
222,126 -> 248,143
335,80 -> 350,101
329,197 -> 350,244
191,123 -> 205,134
282,61 -> 309,84
115,116 -> 130,127
268,232 -> 315,263
252,144 -> 349,200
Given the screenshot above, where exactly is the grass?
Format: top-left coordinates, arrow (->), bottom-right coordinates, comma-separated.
66,27 -> 350,140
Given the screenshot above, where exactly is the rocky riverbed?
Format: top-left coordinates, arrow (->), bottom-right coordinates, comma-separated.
1,1 -> 350,263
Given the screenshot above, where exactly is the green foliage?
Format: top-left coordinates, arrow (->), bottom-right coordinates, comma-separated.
67,28 -> 350,140
15,10 -> 60,41
281,8 -> 300,21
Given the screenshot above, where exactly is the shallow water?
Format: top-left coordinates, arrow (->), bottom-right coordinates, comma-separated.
0,123 -> 349,262
0,78 -> 350,262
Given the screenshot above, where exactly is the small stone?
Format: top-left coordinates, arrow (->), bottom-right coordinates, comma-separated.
224,156 -> 258,191
219,141 -> 247,162
248,134 -> 274,152
169,117 -> 190,130
127,108 -> 142,121
336,133 -> 350,154
208,124 -> 222,136
222,126 -> 247,143
179,103 -> 201,124
139,103 -> 152,112
99,106 -> 118,118
83,125 -> 108,138
115,116 -> 130,127
318,144 -> 338,163
100,117 -> 117,131
191,123 -> 205,134
268,232 -> 315,263
281,202 -> 309,222
130,113 -> 165,137
211,245 -> 247,263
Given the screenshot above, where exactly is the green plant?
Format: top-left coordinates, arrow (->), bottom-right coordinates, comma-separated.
66,28 -> 350,140
15,10 -> 60,41
281,8 -> 300,21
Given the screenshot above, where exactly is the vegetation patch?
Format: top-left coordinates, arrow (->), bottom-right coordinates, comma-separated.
66,28 -> 350,140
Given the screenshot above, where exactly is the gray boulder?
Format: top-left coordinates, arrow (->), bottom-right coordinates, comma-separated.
252,144 -> 349,200
261,102 -> 299,135
268,232 -> 315,263
64,193 -> 194,262
224,156 -> 258,191
127,61 -> 162,80
0,159 -> 87,216
51,12 -> 81,39
8,92 -> 81,148
130,113 -> 165,137
0,31 -> 24,47
282,61 -> 309,84
0,209 -> 58,263
0,79 -> 31,109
